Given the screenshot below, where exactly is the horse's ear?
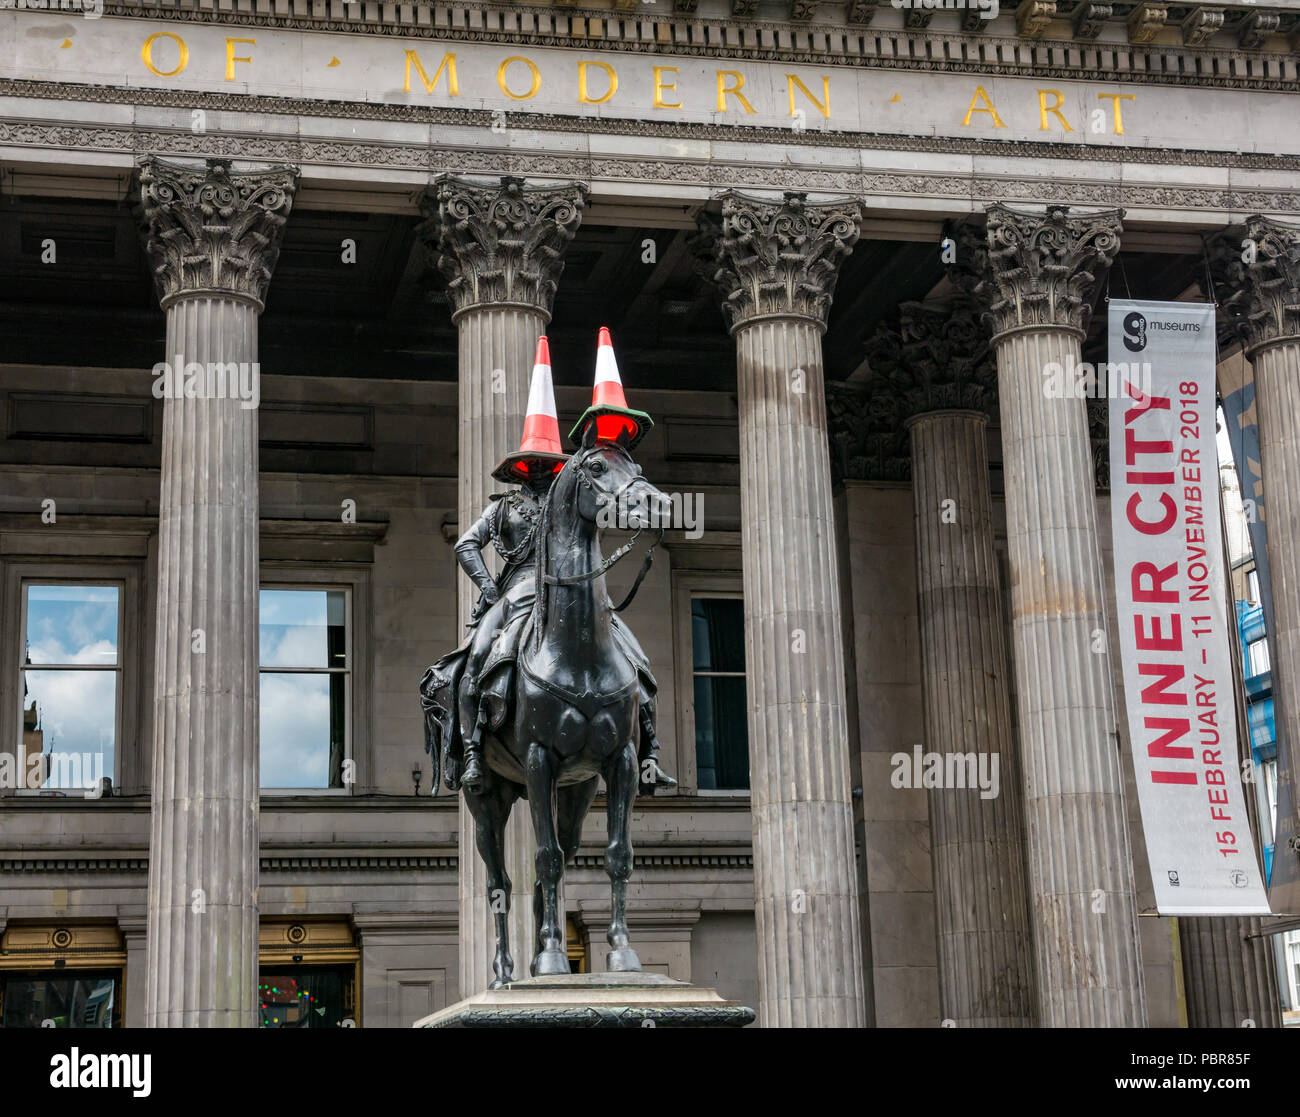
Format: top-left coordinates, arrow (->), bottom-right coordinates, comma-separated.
615,427 -> 632,452
581,421 -> 599,450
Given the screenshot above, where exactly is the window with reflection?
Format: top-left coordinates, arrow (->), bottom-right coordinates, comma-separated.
259,588 -> 349,790
259,965 -> 355,1028
691,597 -> 749,791
19,583 -> 121,792
1,971 -> 120,1028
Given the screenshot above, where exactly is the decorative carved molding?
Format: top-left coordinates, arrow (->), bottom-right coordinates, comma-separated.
1072,1 -> 1113,40
1182,6 -> 1225,47
732,0 -> 760,16
977,203 -> 1124,338
1128,2 -> 1169,43
904,8 -> 935,31
1016,0 -> 1057,39
790,0 -> 820,20
1209,215 -> 1300,354
845,0 -> 876,24
1240,10 -> 1282,49
691,190 -> 864,331
133,157 -> 298,310
418,174 -> 587,320
825,381 -> 910,483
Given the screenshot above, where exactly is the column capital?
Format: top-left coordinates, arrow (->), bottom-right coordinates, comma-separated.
135,157 -> 298,311
977,203 -> 1123,340
1209,216 -> 1300,356
825,381 -> 910,483
420,174 -> 587,321
692,190 -> 863,333
867,299 -> 997,422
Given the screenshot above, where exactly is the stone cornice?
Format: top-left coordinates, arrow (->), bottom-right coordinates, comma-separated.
7,80 -> 1300,175
418,173 -> 587,319
977,202 -> 1124,338
691,190 -> 863,331
134,156 -> 299,309
90,1 -> 1300,87
1208,215 -> 1300,355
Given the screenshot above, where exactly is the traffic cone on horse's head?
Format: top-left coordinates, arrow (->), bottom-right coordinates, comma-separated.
570,326 -> 653,450
492,336 -> 571,483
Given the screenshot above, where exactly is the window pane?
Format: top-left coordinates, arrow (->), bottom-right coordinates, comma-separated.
1248,638 -> 1271,676
691,598 -> 745,673
694,675 -> 749,791
259,967 -> 352,1028
259,589 -> 347,669
2,972 -> 118,1028
260,672 -> 346,789
20,669 -> 115,790
24,584 -> 119,666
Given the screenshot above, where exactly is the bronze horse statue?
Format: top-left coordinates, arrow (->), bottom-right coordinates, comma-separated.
431,423 -> 670,987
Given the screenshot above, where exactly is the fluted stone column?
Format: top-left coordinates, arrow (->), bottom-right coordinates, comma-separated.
867,301 -> 1036,1026
694,191 -> 866,1028
421,174 -> 586,995
136,158 -> 297,1026
975,203 -> 1146,1027
1180,917 -> 1281,1027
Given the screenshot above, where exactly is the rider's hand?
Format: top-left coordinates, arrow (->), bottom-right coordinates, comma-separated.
480,583 -> 500,606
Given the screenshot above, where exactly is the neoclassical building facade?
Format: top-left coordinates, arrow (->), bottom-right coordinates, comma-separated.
0,0 -> 1298,1028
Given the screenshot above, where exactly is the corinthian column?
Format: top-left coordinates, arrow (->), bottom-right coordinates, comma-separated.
866,300 -> 1036,1026
420,174 -> 586,995
694,191 -> 866,1028
975,203 -> 1146,1027
136,157 -> 297,1027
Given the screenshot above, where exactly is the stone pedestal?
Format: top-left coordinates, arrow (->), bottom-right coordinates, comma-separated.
135,157 -> 297,1027
695,191 -> 866,1028
416,971 -> 754,1028
977,203 -> 1146,1027
421,175 -> 586,995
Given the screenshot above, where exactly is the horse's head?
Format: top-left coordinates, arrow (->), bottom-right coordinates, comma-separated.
570,424 -> 670,533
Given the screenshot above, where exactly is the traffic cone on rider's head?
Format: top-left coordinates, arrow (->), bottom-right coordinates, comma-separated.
492,336 -> 571,483
570,326 -> 653,450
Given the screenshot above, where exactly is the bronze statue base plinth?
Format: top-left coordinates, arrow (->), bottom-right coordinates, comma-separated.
415,971 -> 754,1028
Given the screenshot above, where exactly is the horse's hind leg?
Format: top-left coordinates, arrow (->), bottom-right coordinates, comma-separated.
465,777 -> 520,989
525,742 -> 570,977
603,742 -> 642,973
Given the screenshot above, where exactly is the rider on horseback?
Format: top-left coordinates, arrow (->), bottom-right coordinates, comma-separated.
422,335 -> 675,797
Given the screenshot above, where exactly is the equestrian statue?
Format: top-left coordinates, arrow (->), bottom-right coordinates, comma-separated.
421,328 -> 676,989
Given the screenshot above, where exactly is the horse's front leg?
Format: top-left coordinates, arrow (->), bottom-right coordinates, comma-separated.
525,742 -> 570,977
465,778 -> 519,989
603,740 -> 642,973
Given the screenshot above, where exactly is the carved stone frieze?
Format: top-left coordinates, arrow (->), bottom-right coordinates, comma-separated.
134,156 -> 298,309
1209,215 -> 1300,354
418,174 -> 587,319
976,203 -> 1124,338
691,191 -> 863,332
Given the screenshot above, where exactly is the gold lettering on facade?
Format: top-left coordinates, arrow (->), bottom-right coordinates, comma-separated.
141,31 -> 189,78
716,71 -> 756,114
961,85 -> 1006,128
1036,89 -> 1074,132
653,66 -> 682,110
785,74 -> 830,118
402,50 -> 460,95
225,38 -> 256,82
1097,93 -> 1137,135
578,60 -> 618,105
498,56 -> 541,100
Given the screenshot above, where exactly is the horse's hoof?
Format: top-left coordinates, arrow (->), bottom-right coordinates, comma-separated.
606,948 -> 642,973
532,949 -> 571,977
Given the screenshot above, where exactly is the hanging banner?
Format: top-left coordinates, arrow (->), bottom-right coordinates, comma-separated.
1219,352 -> 1300,914
1109,299 -> 1270,915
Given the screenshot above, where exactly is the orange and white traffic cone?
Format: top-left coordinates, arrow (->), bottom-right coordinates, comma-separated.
492,336 -> 571,482
570,326 -> 654,448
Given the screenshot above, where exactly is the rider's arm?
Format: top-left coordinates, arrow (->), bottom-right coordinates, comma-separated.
454,504 -> 499,600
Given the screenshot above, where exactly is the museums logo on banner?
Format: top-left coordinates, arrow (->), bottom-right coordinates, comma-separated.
1108,299 -> 1270,915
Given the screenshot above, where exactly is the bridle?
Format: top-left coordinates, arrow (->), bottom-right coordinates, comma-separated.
541,445 -> 664,613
